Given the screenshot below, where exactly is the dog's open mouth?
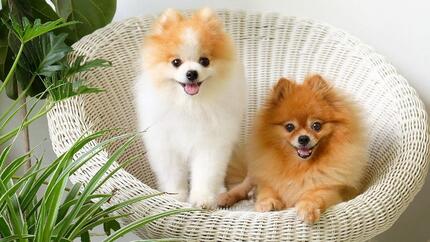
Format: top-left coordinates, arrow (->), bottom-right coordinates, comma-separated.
297,147 -> 313,159
178,82 -> 203,95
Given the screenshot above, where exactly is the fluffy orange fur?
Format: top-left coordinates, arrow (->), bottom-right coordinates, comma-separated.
218,75 -> 368,224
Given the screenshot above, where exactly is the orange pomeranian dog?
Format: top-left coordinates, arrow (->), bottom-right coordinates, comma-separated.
218,75 -> 368,224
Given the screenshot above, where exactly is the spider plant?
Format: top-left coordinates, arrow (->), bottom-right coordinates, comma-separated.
0,16 -> 192,242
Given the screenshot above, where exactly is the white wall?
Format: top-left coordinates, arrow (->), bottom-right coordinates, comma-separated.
1,0 -> 428,241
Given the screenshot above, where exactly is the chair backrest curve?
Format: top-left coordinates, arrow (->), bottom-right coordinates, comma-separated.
66,11 -> 428,202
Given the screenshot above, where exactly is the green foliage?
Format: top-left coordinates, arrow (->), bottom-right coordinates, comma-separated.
5,17 -> 75,44
44,56 -> 110,102
0,16 -> 109,100
52,0 -> 117,44
0,130 -> 189,242
0,0 -> 117,99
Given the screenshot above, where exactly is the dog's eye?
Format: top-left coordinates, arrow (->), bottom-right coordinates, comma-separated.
285,123 -> 295,132
171,58 -> 182,68
311,122 -> 322,131
199,57 -> 210,67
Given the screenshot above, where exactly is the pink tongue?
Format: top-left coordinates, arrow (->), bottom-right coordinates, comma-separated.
298,148 -> 311,156
184,83 -> 200,95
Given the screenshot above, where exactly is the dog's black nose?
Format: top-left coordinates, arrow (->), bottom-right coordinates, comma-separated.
298,135 -> 310,145
186,70 -> 198,81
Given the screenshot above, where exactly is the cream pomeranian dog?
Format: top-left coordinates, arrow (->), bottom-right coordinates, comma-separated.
135,8 -> 246,209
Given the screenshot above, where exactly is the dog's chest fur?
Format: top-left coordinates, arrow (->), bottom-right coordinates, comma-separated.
135,73 -> 245,160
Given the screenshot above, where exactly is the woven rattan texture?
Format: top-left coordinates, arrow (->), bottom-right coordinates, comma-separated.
47,11 -> 430,241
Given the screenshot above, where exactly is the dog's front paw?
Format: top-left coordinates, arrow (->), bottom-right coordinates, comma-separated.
295,200 -> 321,224
255,197 -> 284,212
189,192 -> 217,210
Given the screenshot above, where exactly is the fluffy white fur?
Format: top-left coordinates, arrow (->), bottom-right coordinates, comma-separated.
135,17 -> 246,208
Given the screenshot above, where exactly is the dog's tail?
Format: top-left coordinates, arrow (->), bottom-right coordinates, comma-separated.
218,145 -> 254,207
225,145 -> 248,188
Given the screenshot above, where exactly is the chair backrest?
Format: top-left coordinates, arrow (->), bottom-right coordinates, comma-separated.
73,11 -> 411,189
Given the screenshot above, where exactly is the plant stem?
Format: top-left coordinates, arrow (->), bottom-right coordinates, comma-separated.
0,43 -> 24,94
11,176 -> 71,192
20,95 -> 31,171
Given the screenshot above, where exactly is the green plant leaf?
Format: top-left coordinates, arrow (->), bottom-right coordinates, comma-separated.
0,14 -> 9,81
19,158 -> 43,212
19,157 -> 64,211
0,234 -> 35,242
1,1 -> 60,98
7,31 -> 70,98
104,209 -> 197,242
103,219 -> 120,236
3,16 -> 72,43
56,194 -> 111,225
0,166 -> 48,208
56,182 -> 82,222
93,193 -> 165,222
80,213 -> 130,235
64,56 -> 111,78
0,180 -> 25,240
0,99 -> 51,145
55,135 -> 136,240
0,151 -> 30,182
35,32 -> 71,76
44,56 -> 110,102
4,73 -> 18,99
52,0 -> 116,43
0,216 -> 12,238
5,0 -> 59,22
1,17 -> 76,98
67,196 -> 111,239
0,145 -> 11,170
28,0 -> 59,21
80,230 -> 90,242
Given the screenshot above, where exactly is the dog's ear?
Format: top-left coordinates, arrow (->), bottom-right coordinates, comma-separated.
153,8 -> 183,34
193,8 -> 217,22
192,8 -> 222,29
304,74 -> 331,94
305,74 -> 346,109
270,77 -> 294,105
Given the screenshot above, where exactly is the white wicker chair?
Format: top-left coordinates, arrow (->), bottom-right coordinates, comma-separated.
47,10 -> 430,241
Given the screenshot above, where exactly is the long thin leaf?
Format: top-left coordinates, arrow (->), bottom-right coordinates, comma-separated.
0,152 -> 31,182
104,209 -> 196,242
0,43 -> 23,94
0,216 -> 12,238
66,196 -> 110,239
0,166 -> 48,206
55,194 -> 111,229
0,180 -> 24,240
93,193 -> 165,221
54,182 -> 82,223
55,136 -> 137,240
0,145 -> 11,171
81,213 -> 130,236
18,157 -> 43,210
0,100 -> 51,145
0,234 -> 34,242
